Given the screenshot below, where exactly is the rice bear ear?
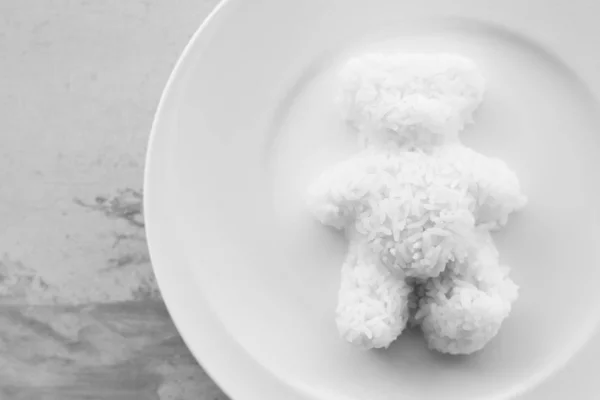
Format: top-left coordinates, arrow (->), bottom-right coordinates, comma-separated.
337,53 -> 486,148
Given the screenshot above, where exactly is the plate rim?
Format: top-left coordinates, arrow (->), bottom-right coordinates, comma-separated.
143,1 -> 303,400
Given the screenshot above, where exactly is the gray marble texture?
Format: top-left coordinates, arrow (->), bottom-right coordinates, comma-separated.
0,0 -> 229,398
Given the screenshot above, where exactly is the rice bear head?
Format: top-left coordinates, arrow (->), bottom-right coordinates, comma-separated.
337,52 -> 486,150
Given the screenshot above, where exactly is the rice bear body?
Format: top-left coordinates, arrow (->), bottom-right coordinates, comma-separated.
307,53 -> 526,353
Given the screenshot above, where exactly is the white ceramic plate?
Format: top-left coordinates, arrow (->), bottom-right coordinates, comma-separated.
145,1 -> 600,399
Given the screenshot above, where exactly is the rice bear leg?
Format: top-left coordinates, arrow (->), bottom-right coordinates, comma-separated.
415,236 -> 518,354
336,245 -> 412,349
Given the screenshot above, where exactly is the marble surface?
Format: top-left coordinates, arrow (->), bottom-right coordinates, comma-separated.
0,0 -> 229,398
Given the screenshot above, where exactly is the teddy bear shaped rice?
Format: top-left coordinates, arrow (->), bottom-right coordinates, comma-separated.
307,53 -> 527,354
